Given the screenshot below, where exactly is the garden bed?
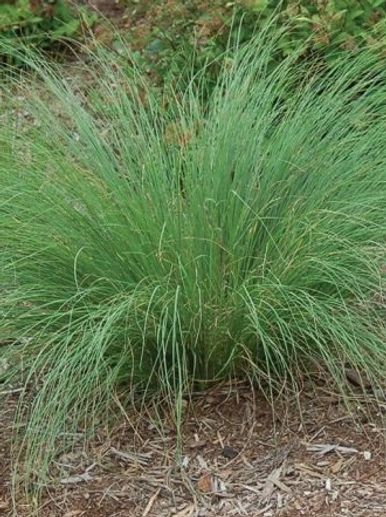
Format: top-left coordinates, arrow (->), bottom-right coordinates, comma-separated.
1,381 -> 386,516
2,4 -> 386,516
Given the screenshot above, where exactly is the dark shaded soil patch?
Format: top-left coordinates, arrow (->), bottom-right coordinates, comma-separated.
78,0 -> 126,21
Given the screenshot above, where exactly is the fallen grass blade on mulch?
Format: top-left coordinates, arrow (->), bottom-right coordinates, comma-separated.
1,27 -> 386,494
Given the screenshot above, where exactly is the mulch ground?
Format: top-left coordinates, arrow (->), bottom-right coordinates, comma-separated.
1,381 -> 386,517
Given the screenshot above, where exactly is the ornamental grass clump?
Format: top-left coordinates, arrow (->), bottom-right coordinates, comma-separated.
1,30 -> 386,487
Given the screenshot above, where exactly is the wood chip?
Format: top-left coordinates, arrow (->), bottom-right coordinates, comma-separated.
307,443 -> 358,456
272,478 -> 291,494
110,446 -> 151,465
331,458 -> 344,474
173,505 -> 195,517
197,472 -> 213,493
307,444 -> 336,455
188,439 -> 206,449
262,464 -> 284,502
142,488 -> 161,517
295,463 -> 326,479
60,472 -> 92,485
196,455 -> 209,470
60,462 -> 96,485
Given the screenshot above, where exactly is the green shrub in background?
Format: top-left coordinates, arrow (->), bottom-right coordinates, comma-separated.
122,0 -> 386,87
0,0 -> 95,50
245,0 -> 386,57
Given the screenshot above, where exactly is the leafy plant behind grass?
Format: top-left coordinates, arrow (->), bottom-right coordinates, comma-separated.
1,27 -> 386,491
0,0 -> 95,55
122,0 -> 386,88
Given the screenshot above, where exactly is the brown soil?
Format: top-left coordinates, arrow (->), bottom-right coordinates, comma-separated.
79,0 -> 126,20
1,382 -> 386,517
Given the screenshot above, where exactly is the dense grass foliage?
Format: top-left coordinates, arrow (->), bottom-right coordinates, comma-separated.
1,31 -> 386,487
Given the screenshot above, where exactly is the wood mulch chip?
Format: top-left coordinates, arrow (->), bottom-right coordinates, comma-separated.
1,381 -> 386,516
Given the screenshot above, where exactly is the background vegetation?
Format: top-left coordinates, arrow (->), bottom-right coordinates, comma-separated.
0,0 -> 94,50
3,1 -> 386,81
119,0 -> 386,87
